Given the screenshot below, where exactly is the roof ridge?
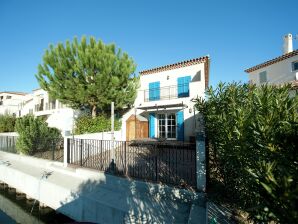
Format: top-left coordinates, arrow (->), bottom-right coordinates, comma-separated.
245,49 -> 298,73
139,55 -> 209,75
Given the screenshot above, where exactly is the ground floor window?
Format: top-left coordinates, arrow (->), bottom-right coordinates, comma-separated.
157,113 -> 176,139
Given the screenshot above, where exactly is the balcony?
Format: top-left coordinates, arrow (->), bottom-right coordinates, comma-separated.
143,84 -> 190,102
35,104 -> 44,112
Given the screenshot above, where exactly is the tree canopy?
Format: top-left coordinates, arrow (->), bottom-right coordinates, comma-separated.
36,36 -> 139,117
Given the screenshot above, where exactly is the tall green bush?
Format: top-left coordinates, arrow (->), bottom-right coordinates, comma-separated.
15,115 -> 61,155
0,114 -> 16,132
75,114 -> 121,134
195,82 -> 298,223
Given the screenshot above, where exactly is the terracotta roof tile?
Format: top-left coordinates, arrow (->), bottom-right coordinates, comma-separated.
245,50 -> 298,73
139,56 -> 210,88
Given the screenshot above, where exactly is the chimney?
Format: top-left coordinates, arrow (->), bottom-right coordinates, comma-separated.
283,33 -> 293,54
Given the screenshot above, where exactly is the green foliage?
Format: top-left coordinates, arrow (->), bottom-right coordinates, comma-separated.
0,114 -> 16,132
195,82 -> 298,223
74,114 -> 121,134
15,115 -> 62,155
36,36 -> 139,117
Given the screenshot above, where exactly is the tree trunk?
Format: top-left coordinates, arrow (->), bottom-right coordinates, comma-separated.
92,105 -> 97,118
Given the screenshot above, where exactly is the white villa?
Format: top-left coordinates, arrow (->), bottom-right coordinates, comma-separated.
0,89 -> 75,135
16,89 -> 75,135
122,56 -> 210,142
245,34 -> 298,87
1,56 -> 210,141
0,91 -> 27,115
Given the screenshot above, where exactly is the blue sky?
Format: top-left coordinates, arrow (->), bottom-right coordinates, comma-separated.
0,0 -> 297,93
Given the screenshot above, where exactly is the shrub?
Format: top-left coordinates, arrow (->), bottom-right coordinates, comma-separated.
74,114 -> 121,134
15,115 -> 62,155
0,114 -> 16,132
195,82 -> 298,223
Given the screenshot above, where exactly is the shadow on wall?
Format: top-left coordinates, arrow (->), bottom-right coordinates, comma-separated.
57,172 -> 200,223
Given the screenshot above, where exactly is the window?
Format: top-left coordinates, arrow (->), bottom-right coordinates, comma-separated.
157,113 -> 176,139
6,95 -> 12,99
259,71 -> 267,84
149,81 -> 160,101
292,61 -> 298,71
177,76 -> 191,97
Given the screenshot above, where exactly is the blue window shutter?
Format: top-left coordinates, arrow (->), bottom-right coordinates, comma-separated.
184,76 -> 191,97
177,76 -> 191,98
149,82 -> 155,101
149,82 -> 160,101
155,82 -> 160,100
176,111 -> 184,141
149,113 -> 155,138
177,77 -> 184,98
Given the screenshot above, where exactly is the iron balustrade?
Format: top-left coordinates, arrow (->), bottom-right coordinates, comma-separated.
143,83 -> 190,102
0,136 -> 63,162
67,139 -> 197,188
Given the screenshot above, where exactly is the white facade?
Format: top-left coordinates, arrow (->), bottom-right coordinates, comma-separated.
247,54 -> 298,85
17,89 -> 75,135
246,34 -> 298,86
0,92 -> 27,115
122,56 -> 209,142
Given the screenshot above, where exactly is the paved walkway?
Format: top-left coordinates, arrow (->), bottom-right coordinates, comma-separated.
0,151 -> 204,223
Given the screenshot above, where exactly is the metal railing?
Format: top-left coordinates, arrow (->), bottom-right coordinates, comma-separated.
0,136 -> 17,154
143,83 -> 190,102
67,139 -> 197,188
0,136 -> 63,162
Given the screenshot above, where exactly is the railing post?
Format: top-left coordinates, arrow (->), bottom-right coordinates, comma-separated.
63,137 -> 69,167
124,141 -> 127,176
52,139 -> 55,160
155,146 -> 158,182
80,139 -> 83,167
6,136 -> 9,151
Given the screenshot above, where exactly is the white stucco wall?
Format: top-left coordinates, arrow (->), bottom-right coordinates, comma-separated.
121,62 -> 207,142
0,92 -> 27,115
248,55 -> 298,85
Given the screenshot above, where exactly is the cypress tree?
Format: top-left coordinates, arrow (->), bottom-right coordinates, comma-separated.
36,36 -> 138,117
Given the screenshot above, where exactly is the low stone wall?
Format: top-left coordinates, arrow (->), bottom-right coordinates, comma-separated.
0,151 -> 204,223
72,130 -> 123,141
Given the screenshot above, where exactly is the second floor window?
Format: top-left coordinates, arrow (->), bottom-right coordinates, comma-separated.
149,81 -> 160,101
259,71 -> 267,84
292,61 -> 298,71
177,76 -> 191,97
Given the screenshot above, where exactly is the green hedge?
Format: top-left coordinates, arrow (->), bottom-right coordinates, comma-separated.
195,82 -> 298,223
15,115 -> 62,155
74,114 -> 121,134
0,114 -> 16,132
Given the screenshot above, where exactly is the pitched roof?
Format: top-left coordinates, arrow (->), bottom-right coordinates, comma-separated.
139,55 -> 210,87
245,49 -> 298,73
0,91 -> 27,96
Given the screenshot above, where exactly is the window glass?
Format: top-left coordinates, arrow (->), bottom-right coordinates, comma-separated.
259,71 -> 267,84
292,61 -> 298,71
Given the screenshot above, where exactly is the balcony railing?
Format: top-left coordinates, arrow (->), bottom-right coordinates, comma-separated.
144,84 -> 190,102
35,104 -> 44,112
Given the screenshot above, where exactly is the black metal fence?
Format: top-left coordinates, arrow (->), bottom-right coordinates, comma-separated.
67,139 -> 197,188
0,136 -> 18,154
0,135 -> 64,162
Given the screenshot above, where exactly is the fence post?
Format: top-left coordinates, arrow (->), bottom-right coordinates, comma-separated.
196,129 -> 206,192
63,137 -> 69,167
52,140 -> 55,160
80,139 -> 83,166
124,141 -> 127,175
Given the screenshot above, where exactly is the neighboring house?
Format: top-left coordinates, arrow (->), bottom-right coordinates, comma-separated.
0,92 -> 27,116
245,34 -> 298,86
17,89 -> 75,135
122,55 -> 210,142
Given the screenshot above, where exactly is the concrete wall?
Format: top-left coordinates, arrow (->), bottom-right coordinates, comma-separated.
249,55 -> 298,85
0,151 -> 202,223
